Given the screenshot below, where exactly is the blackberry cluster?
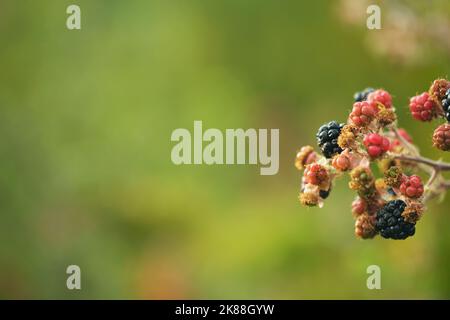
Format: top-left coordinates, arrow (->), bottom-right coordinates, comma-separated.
353,88 -> 375,102
441,89 -> 450,122
316,121 -> 345,158
375,200 -> 416,240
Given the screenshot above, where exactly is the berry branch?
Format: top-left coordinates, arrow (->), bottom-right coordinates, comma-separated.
391,154 -> 450,171
295,79 -> 450,240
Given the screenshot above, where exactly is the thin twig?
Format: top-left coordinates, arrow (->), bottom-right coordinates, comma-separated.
392,154 -> 450,171
394,128 -> 419,156
426,168 -> 439,188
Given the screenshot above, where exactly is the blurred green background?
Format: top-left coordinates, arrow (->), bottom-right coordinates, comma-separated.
1,0 -> 450,299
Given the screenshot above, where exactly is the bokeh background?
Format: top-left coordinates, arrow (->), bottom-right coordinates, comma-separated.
1,0 -> 450,299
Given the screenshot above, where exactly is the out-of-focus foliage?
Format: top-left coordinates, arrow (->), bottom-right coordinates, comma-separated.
337,0 -> 450,65
0,0 -> 449,299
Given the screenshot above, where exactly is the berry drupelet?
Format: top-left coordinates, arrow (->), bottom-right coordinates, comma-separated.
316,121 -> 345,158
375,200 -> 416,240
353,88 -> 375,102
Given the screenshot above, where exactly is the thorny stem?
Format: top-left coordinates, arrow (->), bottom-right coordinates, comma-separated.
392,154 -> 450,171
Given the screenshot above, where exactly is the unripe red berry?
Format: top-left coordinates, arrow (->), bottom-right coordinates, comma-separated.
363,133 -> 390,158
295,145 -> 317,170
355,213 -> 377,239
368,89 -> 392,108
304,163 -> 329,187
432,123 -> 450,151
429,78 -> 450,101
332,153 -> 351,171
409,92 -> 440,122
349,101 -> 378,127
352,197 -> 367,216
399,175 -> 424,198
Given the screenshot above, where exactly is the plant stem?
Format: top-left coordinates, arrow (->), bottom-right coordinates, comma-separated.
393,154 -> 450,171
426,168 -> 439,188
394,129 -> 419,156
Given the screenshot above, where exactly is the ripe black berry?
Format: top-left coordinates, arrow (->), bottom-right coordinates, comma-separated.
353,88 -> 375,102
441,89 -> 450,122
375,200 -> 416,240
316,121 -> 345,158
319,189 -> 330,199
